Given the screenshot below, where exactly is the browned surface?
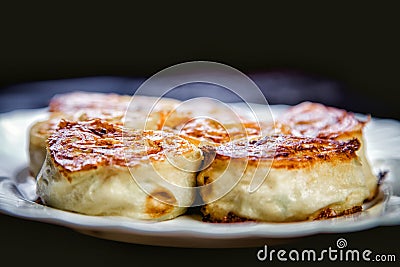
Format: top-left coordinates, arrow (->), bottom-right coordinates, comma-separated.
34,119 -> 59,135
49,92 -> 131,113
312,206 -> 363,220
179,118 -> 262,144
34,93 -> 131,140
201,206 -> 363,223
48,119 -> 195,172
276,101 -> 369,139
180,118 -> 230,143
201,210 -> 255,223
49,92 -> 184,125
214,135 -> 360,169
49,92 -> 131,124
145,189 -> 177,218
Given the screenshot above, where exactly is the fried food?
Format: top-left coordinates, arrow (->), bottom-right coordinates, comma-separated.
197,135 -> 373,222
36,119 -> 202,220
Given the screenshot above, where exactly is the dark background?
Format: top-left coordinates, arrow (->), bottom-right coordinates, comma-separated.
1,3 -> 399,119
1,3 -> 399,267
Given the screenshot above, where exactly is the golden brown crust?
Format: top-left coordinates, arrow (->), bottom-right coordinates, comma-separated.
34,93 -> 182,146
311,206 -> 363,220
180,118 -> 230,143
201,210 -> 254,223
179,118 -> 262,144
145,189 -> 177,218
48,92 -> 131,124
49,92 -> 131,114
201,206 -> 363,222
277,102 -> 369,139
48,119 -> 195,172
214,135 -> 360,169
29,92 -> 188,178
49,92 -> 184,127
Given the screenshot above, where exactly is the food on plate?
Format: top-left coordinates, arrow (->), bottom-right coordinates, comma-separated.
276,102 -> 377,199
29,91 -> 378,223
28,92 -> 183,177
197,135 -> 373,222
36,119 -> 202,220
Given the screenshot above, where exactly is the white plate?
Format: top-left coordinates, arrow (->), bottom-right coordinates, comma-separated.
0,105 -> 400,248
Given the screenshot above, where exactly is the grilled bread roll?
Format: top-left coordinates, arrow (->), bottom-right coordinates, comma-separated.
197,135 -> 373,222
276,102 -> 377,199
33,95 -> 377,223
29,92 -> 183,177
36,119 -> 202,220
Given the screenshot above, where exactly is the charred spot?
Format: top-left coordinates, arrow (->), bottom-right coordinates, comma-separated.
34,198 -> 44,205
313,208 -> 337,220
249,139 -> 257,145
276,152 -> 289,157
201,209 -> 254,223
90,127 -> 107,136
201,209 -> 211,222
341,138 -> 361,154
342,206 -> 362,215
222,212 -> 254,223
313,206 -> 362,220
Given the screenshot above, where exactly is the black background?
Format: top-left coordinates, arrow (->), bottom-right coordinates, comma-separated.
1,3 -> 399,119
1,2 -> 399,267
